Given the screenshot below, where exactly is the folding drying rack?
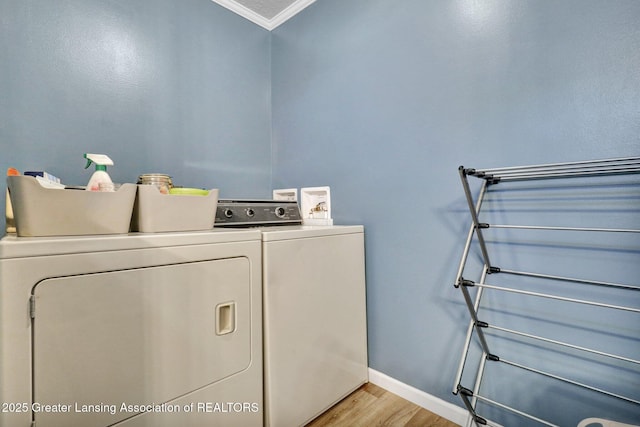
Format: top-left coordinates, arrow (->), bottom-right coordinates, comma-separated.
452,157 -> 640,426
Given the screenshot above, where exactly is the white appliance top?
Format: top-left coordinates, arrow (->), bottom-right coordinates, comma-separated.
0,229 -> 262,259
259,225 -> 363,241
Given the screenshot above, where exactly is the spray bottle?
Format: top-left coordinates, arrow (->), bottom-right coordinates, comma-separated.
84,153 -> 114,192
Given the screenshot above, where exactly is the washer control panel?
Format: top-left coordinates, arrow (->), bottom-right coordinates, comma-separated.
215,200 -> 302,227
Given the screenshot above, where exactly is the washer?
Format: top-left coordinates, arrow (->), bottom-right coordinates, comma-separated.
261,225 -> 368,427
216,201 -> 368,427
0,230 -> 263,427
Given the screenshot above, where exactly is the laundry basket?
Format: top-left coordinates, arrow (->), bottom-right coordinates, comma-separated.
7,176 -> 137,237
131,184 -> 218,232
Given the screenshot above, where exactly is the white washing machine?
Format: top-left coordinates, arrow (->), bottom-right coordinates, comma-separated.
215,200 -> 369,427
261,225 -> 368,427
0,229 -> 263,427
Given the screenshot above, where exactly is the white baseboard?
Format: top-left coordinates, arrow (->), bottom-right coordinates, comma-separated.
368,368 -> 470,426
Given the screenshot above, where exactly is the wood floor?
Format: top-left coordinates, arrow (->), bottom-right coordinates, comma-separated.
306,383 -> 459,427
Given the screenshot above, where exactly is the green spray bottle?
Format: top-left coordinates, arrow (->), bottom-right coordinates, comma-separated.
84,153 -> 114,192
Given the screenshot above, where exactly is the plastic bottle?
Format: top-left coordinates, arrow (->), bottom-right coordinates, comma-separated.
84,154 -> 114,192
6,167 -> 20,233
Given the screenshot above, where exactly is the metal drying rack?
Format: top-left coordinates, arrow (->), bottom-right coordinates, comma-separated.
452,157 -> 640,426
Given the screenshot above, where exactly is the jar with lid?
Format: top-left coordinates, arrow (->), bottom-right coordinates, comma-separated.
137,174 -> 173,194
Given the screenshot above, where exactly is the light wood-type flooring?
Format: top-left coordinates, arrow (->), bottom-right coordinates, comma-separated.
306,383 -> 459,427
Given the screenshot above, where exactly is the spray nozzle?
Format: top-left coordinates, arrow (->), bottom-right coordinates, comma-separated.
84,153 -> 114,170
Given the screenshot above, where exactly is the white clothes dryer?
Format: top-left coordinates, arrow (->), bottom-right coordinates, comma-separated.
0,230 -> 263,427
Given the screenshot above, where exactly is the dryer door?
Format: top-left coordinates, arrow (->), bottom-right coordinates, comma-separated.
31,257 -> 251,427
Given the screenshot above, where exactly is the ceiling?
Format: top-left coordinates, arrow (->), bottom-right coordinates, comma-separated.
210,0 -> 316,30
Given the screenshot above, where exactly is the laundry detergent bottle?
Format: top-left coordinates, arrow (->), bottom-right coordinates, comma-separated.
84,153 -> 114,191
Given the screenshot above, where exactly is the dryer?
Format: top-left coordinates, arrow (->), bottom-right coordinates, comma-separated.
0,230 -> 263,427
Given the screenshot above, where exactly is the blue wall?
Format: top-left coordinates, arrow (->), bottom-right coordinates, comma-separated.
271,0 -> 640,425
1,0 -> 271,212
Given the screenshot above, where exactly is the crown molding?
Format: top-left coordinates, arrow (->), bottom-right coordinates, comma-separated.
211,0 -> 316,31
